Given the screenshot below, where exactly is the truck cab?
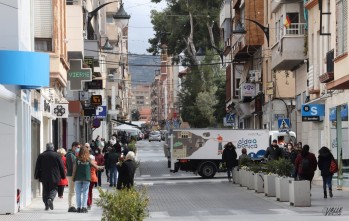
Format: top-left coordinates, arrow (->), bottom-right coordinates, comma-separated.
269,130 -> 296,148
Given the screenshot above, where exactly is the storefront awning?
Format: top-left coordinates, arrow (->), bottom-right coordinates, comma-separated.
0,50 -> 49,89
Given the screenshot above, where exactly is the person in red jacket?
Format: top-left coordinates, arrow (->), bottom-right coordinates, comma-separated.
57,148 -> 68,198
87,155 -> 99,210
94,148 -> 105,187
295,144 -> 317,189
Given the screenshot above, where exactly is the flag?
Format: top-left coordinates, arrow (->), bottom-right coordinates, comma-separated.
284,15 -> 291,27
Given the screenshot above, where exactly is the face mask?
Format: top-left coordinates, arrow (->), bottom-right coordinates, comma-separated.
75,148 -> 80,154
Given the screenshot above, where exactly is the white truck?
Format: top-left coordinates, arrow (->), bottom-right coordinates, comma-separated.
168,129 -> 296,178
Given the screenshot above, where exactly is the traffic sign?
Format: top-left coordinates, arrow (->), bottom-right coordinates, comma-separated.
95,106 -> 107,118
278,118 -> 290,131
226,113 -> 235,123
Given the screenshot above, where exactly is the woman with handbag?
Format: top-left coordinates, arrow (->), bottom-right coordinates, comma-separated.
318,146 -> 336,198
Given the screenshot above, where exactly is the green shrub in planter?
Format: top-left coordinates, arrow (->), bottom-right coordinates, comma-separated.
96,186 -> 149,221
274,158 -> 293,177
265,160 -> 278,174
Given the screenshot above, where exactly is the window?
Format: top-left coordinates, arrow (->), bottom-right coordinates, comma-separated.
296,94 -> 301,110
336,0 -> 348,56
106,14 -> 114,24
35,38 -> 52,52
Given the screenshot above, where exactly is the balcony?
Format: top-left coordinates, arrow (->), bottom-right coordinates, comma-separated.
230,0 -> 264,61
319,50 -> 334,83
271,23 -> 306,70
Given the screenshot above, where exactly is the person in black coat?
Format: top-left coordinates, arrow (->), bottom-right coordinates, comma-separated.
34,143 -> 65,210
318,146 -> 335,198
264,139 -> 283,161
117,151 -> 137,189
222,142 -> 238,182
106,147 -> 120,187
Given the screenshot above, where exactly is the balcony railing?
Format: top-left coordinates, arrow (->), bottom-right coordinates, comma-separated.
284,23 -> 306,36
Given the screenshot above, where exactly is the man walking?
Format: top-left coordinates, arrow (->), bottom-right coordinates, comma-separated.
264,139 -> 283,160
66,141 -> 80,212
34,143 -> 65,210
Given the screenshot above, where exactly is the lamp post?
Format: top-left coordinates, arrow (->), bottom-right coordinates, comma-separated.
232,19 -> 270,47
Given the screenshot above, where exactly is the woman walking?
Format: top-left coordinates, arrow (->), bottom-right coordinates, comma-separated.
318,146 -> 335,198
116,151 -> 137,189
295,144 -> 317,188
57,148 -> 68,198
87,155 -> 98,210
72,146 -> 103,213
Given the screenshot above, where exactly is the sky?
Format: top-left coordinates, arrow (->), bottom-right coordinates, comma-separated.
124,0 -> 167,55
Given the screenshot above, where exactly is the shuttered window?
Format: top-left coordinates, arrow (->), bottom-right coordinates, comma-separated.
336,0 -> 348,56
34,0 -> 53,38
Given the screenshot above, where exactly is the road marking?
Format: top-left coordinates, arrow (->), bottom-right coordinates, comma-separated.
149,211 -> 170,218
269,209 -> 296,214
140,175 -> 151,177
139,182 -> 154,186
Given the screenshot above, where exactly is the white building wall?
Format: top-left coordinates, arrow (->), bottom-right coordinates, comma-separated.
0,0 -> 34,214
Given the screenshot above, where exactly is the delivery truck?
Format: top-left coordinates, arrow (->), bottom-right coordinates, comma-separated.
168,129 -> 296,178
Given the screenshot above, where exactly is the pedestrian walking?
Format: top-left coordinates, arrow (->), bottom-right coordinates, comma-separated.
116,151 -> 137,189
106,147 -> 120,187
318,146 -> 336,198
295,144 -> 317,188
66,141 -> 80,212
87,155 -> 98,210
34,143 -> 65,211
284,143 -> 298,178
94,148 -> 105,187
238,148 -> 251,167
72,146 -> 103,213
222,142 -> 238,182
57,148 -> 68,198
264,139 -> 283,160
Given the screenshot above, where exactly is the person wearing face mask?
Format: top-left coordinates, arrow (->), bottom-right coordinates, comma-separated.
65,141 -> 80,212
94,148 -> 104,187
264,139 -> 283,161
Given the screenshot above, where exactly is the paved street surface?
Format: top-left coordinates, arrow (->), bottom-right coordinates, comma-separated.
1,139 -> 349,221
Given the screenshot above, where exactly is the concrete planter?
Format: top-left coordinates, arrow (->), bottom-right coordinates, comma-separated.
247,171 -> 255,190
264,174 -> 277,197
254,173 -> 264,193
233,167 -> 239,184
289,180 -> 311,207
240,169 -> 248,187
275,177 -> 294,202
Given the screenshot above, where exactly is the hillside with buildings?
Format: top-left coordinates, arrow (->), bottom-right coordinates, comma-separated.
129,55 -> 160,84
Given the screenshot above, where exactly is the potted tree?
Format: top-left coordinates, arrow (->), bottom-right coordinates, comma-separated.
96,187 -> 149,221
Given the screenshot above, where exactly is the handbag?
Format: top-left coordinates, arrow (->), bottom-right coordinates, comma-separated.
329,159 -> 338,173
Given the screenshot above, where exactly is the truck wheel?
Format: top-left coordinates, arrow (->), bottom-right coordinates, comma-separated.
199,162 -> 217,178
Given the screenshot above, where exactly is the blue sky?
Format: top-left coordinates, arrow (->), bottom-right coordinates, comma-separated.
124,0 -> 166,54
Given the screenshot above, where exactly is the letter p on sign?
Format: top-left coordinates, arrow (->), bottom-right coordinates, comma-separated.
95,106 -> 106,118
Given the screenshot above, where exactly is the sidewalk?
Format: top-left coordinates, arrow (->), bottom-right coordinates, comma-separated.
0,174 -> 111,221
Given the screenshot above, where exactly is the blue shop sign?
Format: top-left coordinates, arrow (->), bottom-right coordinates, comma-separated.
0,50 -> 49,88
301,104 -> 325,117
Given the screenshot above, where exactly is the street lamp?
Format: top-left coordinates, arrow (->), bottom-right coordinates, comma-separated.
113,3 -> 131,28
232,19 -> 270,47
